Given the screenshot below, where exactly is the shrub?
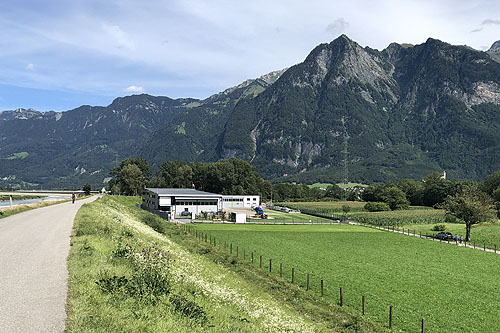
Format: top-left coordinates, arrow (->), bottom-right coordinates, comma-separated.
364,202 -> 390,212
444,213 -> 458,223
432,224 -> 446,231
170,293 -> 207,323
96,273 -> 129,294
141,215 -> 165,234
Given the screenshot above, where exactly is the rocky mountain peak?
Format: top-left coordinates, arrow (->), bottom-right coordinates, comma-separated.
489,40 -> 500,52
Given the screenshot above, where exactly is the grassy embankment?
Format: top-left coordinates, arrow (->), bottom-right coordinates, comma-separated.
194,222 -> 500,332
66,196 -> 384,332
0,194 -> 42,201
0,199 -> 68,219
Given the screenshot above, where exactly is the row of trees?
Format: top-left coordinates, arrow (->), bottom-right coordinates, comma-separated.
108,158 -> 272,198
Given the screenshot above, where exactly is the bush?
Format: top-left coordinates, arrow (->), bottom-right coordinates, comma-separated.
142,214 -> 165,234
170,293 -> 207,323
432,224 -> 446,231
364,202 -> 391,212
444,213 -> 458,223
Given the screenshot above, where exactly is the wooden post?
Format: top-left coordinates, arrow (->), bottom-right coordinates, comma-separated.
214,237 -> 216,246
10,195 -> 12,208
362,296 -> 365,315
251,252 -> 254,263
260,255 -> 262,268
321,280 -> 324,296
389,306 -> 393,329
495,245 -> 497,254
292,268 -> 295,283
474,242 -> 475,249
205,234 -> 207,242
230,243 -> 232,254
340,287 -> 343,306
237,246 -> 239,257
244,248 -> 246,259
269,259 -> 272,272
280,263 -> 283,277
419,231 -> 421,238
306,273 -> 309,291
421,318 -> 425,333
484,243 -> 486,251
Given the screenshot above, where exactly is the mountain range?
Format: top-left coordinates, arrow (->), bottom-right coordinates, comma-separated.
1,35 -> 500,189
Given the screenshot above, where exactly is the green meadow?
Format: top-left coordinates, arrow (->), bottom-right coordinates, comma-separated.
194,223 -> 500,332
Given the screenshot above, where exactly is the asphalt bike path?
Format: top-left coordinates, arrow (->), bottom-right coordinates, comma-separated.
0,196 -> 98,333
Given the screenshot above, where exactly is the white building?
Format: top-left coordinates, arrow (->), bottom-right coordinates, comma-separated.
142,188 -> 222,219
222,195 -> 260,209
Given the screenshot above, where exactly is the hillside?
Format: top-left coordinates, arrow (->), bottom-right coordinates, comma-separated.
1,36 -> 500,188
222,36 -> 500,182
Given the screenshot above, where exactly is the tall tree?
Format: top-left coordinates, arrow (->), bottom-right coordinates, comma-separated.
443,188 -> 496,241
120,164 -> 144,196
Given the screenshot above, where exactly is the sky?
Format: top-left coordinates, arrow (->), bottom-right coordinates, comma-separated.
0,0 -> 499,111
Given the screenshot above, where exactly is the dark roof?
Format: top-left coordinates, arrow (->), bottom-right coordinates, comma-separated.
145,188 -> 221,197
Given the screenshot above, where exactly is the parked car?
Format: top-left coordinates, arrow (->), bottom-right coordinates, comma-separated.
435,232 -> 453,240
180,211 -> 192,217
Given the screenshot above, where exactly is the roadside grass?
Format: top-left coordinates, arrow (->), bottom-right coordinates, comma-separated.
194,223 -> 500,332
0,200 -> 68,220
397,222 -> 500,249
67,196 -> 378,332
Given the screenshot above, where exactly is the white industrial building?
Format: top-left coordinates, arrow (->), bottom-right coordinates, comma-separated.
221,195 -> 260,209
141,188 -> 260,220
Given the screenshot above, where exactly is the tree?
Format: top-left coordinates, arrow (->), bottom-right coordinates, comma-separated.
120,164 -> 144,196
380,186 -> 409,210
82,183 -> 91,195
480,171 -> 500,196
443,188 -> 496,241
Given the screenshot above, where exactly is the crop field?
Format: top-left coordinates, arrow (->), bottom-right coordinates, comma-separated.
281,201 -> 445,226
193,223 -> 500,332
281,201 -> 367,213
352,209 -> 446,226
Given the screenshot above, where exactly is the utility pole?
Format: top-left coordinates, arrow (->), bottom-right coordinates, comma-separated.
341,116 -> 349,201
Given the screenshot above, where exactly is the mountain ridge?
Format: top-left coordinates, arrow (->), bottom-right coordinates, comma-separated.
1,35 -> 500,188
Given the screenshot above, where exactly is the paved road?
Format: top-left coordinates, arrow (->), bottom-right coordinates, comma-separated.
0,196 -> 97,333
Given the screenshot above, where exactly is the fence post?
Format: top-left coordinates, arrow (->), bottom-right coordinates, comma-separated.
251,252 -> 254,263
244,248 -> 246,259
362,296 -> 365,315
230,243 -> 232,254
421,318 -> 425,333
214,237 -> 216,247
280,263 -> 283,277
260,255 -> 262,268
340,287 -> 343,306
474,242 -> 475,249
237,246 -> 239,257
389,306 -> 393,329
495,245 -> 497,254
321,279 -> 324,296
269,259 -> 272,273
306,273 -> 309,291
292,268 -> 295,283
484,243 -> 486,251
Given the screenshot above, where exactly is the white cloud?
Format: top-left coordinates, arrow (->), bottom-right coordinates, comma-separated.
124,85 -> 145,93
481,19 -> 500,26
326,18 -> 350,36
25,63 -> 34,71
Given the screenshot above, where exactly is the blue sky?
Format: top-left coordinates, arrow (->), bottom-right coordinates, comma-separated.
1,0 -> 499,111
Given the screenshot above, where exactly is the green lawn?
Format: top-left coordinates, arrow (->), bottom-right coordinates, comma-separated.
248,209 -> 335,223
281,201 -> 367,213
193,223 -> 500,332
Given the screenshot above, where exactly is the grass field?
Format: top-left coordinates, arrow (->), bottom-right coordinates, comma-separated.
193,223 -> 500,332
397,222 -> 500,249
249,209 -> 334,223
67,196 -> 382,332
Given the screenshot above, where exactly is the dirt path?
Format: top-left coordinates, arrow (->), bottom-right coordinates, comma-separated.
0,196 -> 97,333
